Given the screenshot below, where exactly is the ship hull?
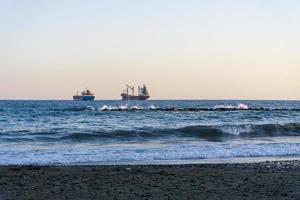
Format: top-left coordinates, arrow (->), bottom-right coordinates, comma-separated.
121,94 -> 149,100
73,95 -> 95,101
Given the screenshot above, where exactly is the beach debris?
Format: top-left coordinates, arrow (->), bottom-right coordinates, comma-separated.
125,167 -> 132,171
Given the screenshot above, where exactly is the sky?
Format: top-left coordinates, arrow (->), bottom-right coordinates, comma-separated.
0,0 -> 299,100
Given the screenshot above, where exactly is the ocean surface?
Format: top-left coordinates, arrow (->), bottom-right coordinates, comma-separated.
0,100 -> 300,165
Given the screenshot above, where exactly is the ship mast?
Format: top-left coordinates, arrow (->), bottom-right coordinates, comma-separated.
125,84 -> 134,96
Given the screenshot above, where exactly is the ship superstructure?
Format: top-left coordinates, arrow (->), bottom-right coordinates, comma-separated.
121,84 -> 150,100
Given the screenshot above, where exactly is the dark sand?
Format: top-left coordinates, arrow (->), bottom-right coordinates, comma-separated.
0,161 -> 300,200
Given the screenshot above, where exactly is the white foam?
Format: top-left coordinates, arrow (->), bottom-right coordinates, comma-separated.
86,106 -> 96,111
220,125 -> 252,136
148,105 -> 156,110
100,104 -> 144,111
213,105 -> 235,109
100,105 -> 110,111
214,104 -> 249,110
119,104 -> 128,110
130,106 -> 142,110
100,105 -> 118,111
1,141 -> 300,165
238,104 -> 249,110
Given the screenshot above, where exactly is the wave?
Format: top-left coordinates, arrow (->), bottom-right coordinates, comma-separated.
48,104 -> 300,113
99,104 -> 300,112
151,123 -> 300,139
2,123 -> 300,142
176,123 -> 300,138
213,103 -> 249,110
51,123 -> 300,141
1,142 -> 300,165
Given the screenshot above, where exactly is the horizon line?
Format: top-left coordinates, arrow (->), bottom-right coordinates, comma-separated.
0,99 -> 299,101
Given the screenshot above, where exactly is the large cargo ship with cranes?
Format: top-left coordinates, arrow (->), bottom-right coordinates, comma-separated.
121,84 -> 150,100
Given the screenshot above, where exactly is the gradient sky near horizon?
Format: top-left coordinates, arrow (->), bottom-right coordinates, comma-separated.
0,0 -> 299,100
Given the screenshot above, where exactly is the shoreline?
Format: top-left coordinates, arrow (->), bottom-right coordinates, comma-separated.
67,156 -> 300,166
1,160 -> 300,199
3,156 -> 300,167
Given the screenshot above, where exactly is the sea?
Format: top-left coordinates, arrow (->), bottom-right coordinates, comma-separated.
0,100 -> 300,165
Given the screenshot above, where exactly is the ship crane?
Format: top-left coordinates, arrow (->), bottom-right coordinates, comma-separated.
125,84 -> 135,96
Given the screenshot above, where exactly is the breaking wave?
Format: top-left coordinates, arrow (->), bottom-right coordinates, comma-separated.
49,104 -> 300,113
2,123 -> 300,143
44,123 -> 300,141
99,104 -> 300,112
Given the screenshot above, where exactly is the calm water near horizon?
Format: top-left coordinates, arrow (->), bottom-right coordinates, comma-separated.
0,100 -> 300,165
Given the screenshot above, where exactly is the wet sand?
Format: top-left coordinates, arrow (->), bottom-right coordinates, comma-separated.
0,161 -> 300,200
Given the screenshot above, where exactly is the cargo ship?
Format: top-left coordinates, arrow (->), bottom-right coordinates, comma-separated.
73,89 -> 95,101
121,84 -> 150,100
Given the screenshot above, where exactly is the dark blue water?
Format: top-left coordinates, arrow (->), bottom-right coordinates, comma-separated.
0,100 -> 300,165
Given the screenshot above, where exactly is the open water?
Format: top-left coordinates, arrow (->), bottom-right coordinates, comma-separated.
0,100 -> 300,165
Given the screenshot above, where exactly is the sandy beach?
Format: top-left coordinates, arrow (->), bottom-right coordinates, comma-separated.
0,160 -> 299,200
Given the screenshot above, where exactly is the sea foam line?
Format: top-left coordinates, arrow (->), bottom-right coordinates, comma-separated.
99,104 -> 300,112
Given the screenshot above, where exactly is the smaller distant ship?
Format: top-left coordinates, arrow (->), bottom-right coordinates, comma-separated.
73,89 -> 95,101
121,84 -> 150,100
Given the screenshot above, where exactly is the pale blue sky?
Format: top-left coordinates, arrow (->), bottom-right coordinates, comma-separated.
0,0 -> 299,99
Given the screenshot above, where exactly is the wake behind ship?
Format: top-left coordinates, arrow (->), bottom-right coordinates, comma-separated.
121,84 -> 150,100
73,89 -> 95,101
